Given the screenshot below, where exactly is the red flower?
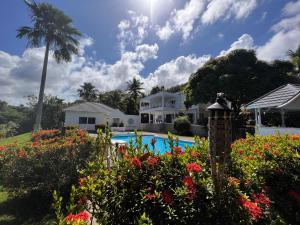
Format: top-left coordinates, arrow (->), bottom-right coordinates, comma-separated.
18,149 -> 27,159
183,176 -> 194,187
253,193 -> 270,207
252,149 -> 260,154
144,193 -> 156,200
239,196 -> 262,221
131,156 -> 142,169
162,190 -> 173,205
118,145 -> 127,155
239,149 -> 245,155
288,190 -> 300,202
146,156 -> 158,166
186,162 -> 202,173
183,176 -> 197,200
173,146 -> 182,154
65,211 -> 89,223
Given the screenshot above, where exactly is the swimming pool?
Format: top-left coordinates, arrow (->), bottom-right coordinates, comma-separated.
112,134 -> 194,154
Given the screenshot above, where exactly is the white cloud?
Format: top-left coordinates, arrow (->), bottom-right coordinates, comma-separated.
219,34 -> 255,56
156,0 -> 257,41
257,1 -> 300,61
202,0 -> 257,24
144,55 -> 211,90
257,29 -> 300,61
0,39 -> 160,105
156,21 -> 174,41
157,0 -> 206,41
117,11 -> 150,52
0,37 -> 211,105
283,0 -> 300,16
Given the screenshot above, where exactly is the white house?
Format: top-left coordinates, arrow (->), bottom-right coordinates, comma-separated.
139,91 -> 208,136
64,102 -> 139,131
246,84 -> 300,135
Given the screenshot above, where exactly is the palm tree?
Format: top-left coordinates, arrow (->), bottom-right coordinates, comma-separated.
17,0 -> 81,131
126,77 -> 144,100
288,45 -> 300,72
77,82 -> 98,101
126,77 -> 144,114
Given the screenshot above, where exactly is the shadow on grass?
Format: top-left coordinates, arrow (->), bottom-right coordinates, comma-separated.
0,190 -> 55,225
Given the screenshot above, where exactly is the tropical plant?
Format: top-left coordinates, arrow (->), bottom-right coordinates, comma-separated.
17,0 -> 81,131
77,82 -> 98,102
126,77 -> 144,114
288,45 -> 300,71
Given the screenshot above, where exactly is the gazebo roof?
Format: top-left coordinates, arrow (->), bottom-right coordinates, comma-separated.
246,84 -> 300,110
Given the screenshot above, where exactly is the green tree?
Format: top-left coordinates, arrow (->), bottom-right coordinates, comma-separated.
17,0 -> 81,131
77,82 -> 98,101
150,85 -> 162,95
186,49 -> 299,116
126,77 -> 144,114
288,45 -> 300,71
98,89 -> 127,112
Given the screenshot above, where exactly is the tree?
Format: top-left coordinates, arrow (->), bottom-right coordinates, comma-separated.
17,0 -> 81,131
126,77 -> 144,114
78,82 -> 98,101
186,49 -> 299,116
98,89 -> 127,112
150,86 -> 162,95
288,45 -> 300,72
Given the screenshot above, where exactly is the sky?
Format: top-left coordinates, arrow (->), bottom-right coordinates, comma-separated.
0,0 -> 300,105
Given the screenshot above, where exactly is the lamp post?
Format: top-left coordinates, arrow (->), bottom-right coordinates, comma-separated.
207,93 -> 232,195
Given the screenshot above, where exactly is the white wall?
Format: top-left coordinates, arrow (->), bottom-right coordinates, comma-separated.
256,126 -> 300,136
65,111 -> 106,130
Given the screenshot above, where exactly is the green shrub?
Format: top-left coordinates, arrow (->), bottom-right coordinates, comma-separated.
95,124 -> 106,131
174,116 -> 191,135
54,133 -> 300,225
0,129 -> 96,202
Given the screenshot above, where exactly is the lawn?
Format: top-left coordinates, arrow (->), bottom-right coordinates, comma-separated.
0,133 -> 31,146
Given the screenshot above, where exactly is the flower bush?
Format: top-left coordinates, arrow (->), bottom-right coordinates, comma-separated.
53,131 -> 300,225
0,129 -> 96,203
231,134 -> 300,224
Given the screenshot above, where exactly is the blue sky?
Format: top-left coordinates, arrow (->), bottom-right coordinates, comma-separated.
0,0 -> 300,105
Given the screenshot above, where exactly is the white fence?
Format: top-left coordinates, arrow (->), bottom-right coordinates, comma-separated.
256,126 -> 300,136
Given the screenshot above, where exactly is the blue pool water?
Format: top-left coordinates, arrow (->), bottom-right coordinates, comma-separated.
112,134 -> 194,154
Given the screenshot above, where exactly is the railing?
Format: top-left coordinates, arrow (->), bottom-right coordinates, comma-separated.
140,104 -> 176,110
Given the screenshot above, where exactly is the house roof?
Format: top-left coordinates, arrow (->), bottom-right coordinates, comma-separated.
246,84 -> 300,110
64,102 -> 122,113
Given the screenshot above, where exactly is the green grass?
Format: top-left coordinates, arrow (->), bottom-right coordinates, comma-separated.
0,133 -> 31,146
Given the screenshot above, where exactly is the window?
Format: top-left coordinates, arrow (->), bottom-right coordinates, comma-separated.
79,117 -> 87,124
88,117 -> 96,124
166,114 -> 172,123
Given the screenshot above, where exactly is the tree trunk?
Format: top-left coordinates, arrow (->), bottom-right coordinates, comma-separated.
33,42 -> 50,131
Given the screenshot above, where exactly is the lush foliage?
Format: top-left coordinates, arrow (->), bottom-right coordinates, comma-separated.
185,49 -> 300,115
54,132 -> 299,225
0,129 -> 95,200
231,134 -> 300,224
174,116 -> 191,135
